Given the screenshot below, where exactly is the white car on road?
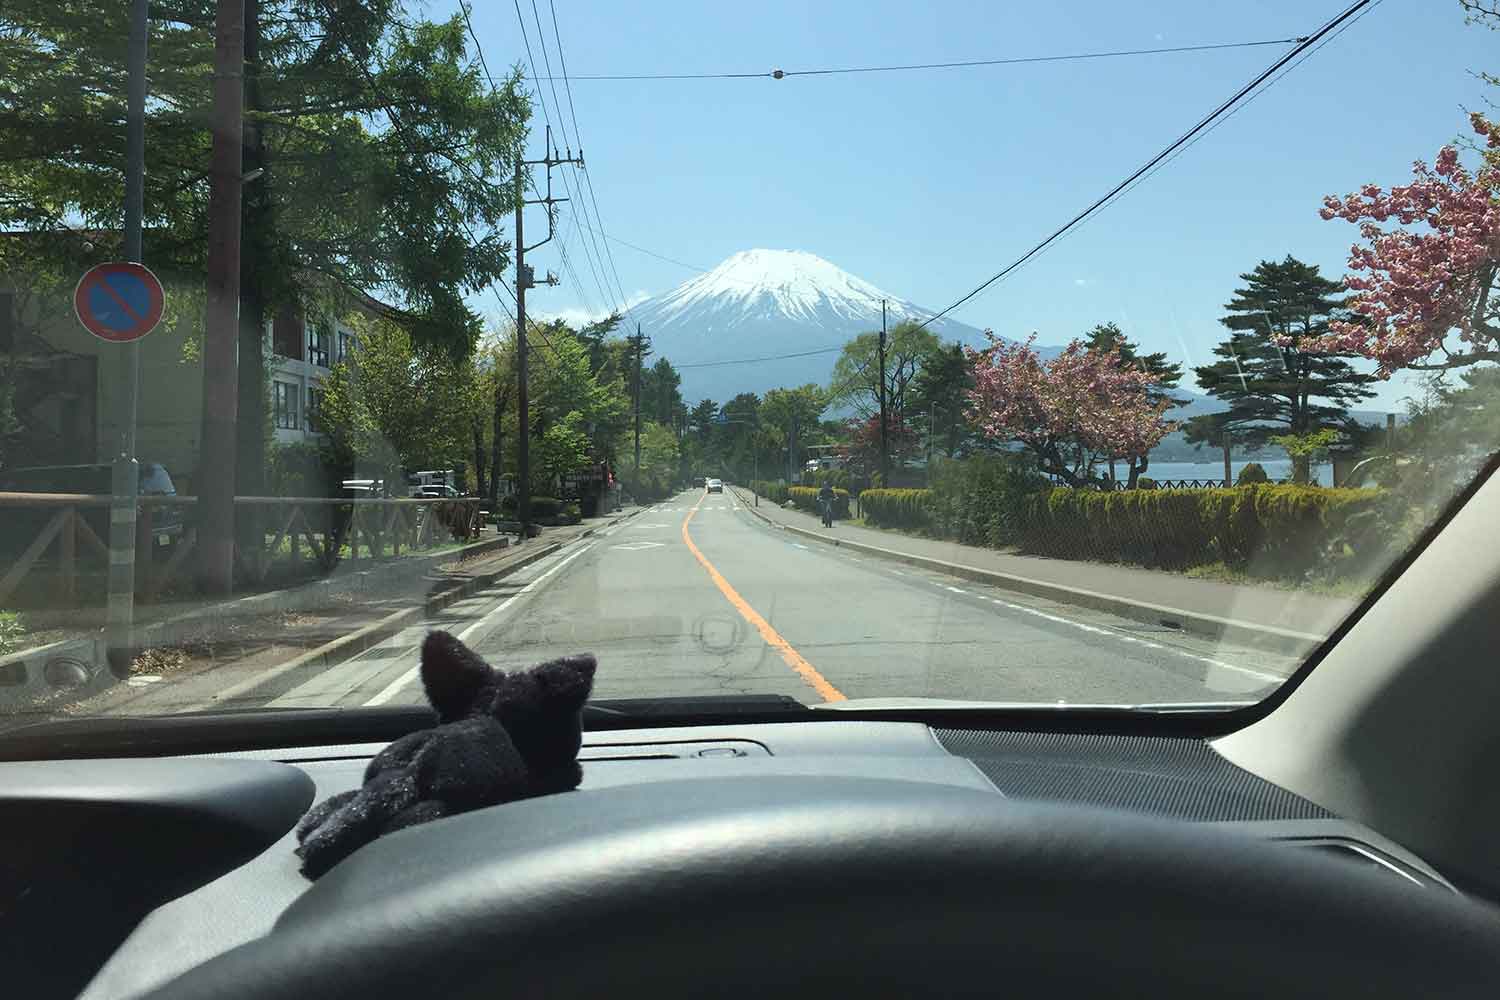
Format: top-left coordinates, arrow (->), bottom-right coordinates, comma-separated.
706,479 -> 723,494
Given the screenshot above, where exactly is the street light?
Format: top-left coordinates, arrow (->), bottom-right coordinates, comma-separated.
714,412 -> 760,506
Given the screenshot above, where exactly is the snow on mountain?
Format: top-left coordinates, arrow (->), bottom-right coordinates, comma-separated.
627,249 -> 1012,405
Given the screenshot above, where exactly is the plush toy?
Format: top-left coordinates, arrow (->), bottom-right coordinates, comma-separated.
294,630 -> 597,879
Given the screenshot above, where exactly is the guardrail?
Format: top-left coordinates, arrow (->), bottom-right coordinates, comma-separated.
0,493 -> 486,607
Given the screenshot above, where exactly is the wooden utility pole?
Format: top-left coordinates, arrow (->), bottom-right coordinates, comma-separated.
197,0 -> 244,594
633,324 -> 643,481
878,299 -> 889,485
514,126 -> 577,536
1222,430 -> 1233,487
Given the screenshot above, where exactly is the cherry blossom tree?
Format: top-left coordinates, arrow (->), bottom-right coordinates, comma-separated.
965,334 -> 1174,488
1315,113 -> 1500,374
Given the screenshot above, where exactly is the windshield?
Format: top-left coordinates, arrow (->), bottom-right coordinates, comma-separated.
2,0 -> 1497,732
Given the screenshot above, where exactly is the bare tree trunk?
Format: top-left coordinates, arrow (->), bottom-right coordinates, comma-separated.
470,416 -> 487,499
489,383 -> 506,508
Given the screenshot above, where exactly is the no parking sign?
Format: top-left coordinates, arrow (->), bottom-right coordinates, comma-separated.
73,261 -> 165,343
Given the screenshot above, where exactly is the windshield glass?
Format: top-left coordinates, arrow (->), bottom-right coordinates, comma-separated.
2,0 -> 1497,730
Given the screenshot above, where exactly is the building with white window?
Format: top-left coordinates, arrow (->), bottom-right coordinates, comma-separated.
266,310 -> 358,446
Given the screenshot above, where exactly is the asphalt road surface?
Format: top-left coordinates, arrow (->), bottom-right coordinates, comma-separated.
261,488 -> 1301,712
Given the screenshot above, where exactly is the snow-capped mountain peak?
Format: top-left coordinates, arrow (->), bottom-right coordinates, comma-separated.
625,248 -> 1014,404
648,249 -> 936,329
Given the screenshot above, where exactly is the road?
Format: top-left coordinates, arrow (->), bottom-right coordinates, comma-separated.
235,488 -> 1298,712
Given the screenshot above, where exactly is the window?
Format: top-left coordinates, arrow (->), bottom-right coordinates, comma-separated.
272,309 -> 303,360
273,380 -> 300,430
306,386 -> 324,432
338,330 -> 356,363
308,322 -> 330,368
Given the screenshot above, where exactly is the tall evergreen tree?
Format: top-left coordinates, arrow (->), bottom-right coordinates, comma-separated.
1186,256 -> 1375,483
907,342 -> 975,462
1084,322 -> 1185,487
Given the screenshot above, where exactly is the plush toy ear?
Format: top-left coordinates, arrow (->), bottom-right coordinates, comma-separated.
529,653 -> 597,711
420,631 -> 496,722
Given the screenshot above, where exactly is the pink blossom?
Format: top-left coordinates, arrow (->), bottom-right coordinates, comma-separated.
965,334 -> 1174,470
1313,114 -> 1500,374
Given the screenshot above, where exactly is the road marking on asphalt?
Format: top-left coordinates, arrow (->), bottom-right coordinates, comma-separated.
613,541 -> 664,551
944,586 -> 967,595
980,594 -> 1284,683
791,543 -> 810,550
681,493 -> 846,703
888,568 -> 905,575
362,542 -> 597,707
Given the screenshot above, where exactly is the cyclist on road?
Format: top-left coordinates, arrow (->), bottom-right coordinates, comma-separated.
817,482 -> 837,527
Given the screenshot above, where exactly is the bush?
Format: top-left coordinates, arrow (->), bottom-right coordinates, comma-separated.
1236,463 -> 1270,485
751,480 -> 789,505
858,488 -> 934,532
927,455 -> 1048,546
1136,477 -> 1157,490
789,485 -> 851,518
1017,483 -> 1400,581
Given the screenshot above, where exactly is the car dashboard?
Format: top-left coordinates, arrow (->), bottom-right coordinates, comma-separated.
0,719 -> 1459,999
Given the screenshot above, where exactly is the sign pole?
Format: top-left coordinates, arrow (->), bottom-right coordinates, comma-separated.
106,0 -> 149,677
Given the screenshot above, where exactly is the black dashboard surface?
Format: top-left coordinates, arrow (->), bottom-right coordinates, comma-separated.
50,719 -> 1450,1000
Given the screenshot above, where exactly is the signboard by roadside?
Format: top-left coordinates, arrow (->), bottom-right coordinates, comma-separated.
73,261 -> 165,343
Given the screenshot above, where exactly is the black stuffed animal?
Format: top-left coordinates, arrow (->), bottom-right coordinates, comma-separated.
294,630 -> 597,879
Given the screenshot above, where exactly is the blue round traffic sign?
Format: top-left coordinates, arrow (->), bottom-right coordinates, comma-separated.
74,262 -> 165,343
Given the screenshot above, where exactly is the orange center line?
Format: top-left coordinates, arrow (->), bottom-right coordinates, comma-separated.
681,492 -> 846,703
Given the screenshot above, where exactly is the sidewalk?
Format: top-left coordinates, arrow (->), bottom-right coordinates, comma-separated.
0,504 -> 647,717
731,488 -> 1358,652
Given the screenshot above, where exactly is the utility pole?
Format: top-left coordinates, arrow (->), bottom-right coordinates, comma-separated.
787,413 -> 797,484
632,324 -> 644,483
514,126 -> 576,537
197,0 -> 244,596
107,0 -> 149,676
878,299 -> 889,486
1222,429 -> 1233,488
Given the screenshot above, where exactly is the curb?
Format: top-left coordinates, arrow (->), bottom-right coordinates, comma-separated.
728,486 -> 1321,656
193,505 -> 649,708
193,540 -> 566,709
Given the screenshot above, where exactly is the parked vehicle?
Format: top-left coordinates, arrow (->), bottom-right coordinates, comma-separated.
0,462 -> 184,553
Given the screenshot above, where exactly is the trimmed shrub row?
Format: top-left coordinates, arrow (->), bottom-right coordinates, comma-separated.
858,488 -> 934,532
1018,483 -> 1401,579
750,480 -> 789,504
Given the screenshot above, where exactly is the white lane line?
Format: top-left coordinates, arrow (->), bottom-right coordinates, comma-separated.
944,586 -> 967,595
363,542 -> 596,707
889,568 -> 905,576
791,543 -> 810,550
980,594 -> 1283,683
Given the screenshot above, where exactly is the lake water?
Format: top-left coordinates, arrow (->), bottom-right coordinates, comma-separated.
1135,459 -> 1332,487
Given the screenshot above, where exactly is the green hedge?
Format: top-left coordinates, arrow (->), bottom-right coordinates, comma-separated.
1018,483 -> 1400,580
858,488 -> 934,532
750,480 -> 789,504
788,485 -> 851,518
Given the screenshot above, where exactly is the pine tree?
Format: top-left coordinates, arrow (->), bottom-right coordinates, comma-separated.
1186,256 -> 1375,483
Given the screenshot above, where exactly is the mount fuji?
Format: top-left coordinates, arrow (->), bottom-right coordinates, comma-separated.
624,249 -> 1018,405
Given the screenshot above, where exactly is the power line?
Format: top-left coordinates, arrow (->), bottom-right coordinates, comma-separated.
537,37 -> 1306,82
915,1 -> 1373,333
502,0 -> 620,317
546,0 -> 638,321
514,0 -> 624,317
959,0 -> 1387,309
676,345 -> 845,369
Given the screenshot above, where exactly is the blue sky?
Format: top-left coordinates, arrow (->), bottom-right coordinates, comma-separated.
447,0 -> 1495,411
